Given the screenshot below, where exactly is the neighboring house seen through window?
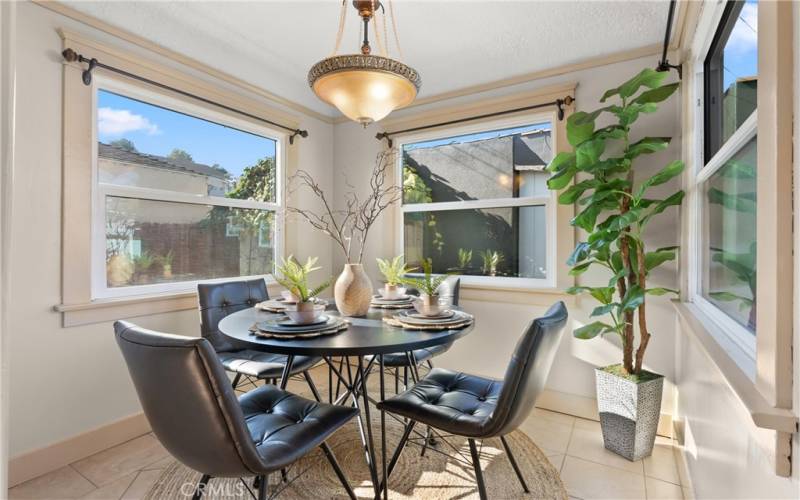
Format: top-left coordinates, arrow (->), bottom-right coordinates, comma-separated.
94,86 -> 283,298
399,117 -> 555,287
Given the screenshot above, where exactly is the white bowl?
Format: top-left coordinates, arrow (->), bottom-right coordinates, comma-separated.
281,290 -> 300,303
378,286 -> 407,300
411,297 -> 449,317
284,303 -> 325,325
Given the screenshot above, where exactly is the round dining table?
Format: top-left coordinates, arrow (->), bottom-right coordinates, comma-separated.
218,304 -> 474,500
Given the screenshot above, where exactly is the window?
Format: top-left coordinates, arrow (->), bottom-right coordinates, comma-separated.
398,117 -> 556,287
93,83 -> 284,298
701,134 -> 757,333
692,0 -> 759,361
703,0 -> 758,159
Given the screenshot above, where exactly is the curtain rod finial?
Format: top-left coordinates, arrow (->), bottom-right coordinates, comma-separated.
62,48 -> 79,63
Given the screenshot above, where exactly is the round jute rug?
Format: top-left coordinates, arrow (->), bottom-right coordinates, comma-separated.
144,413 -> 566,499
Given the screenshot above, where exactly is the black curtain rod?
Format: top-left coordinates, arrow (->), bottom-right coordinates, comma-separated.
656,0 -> 682,79
61,48 -> 309,144
375,95 -> 574,148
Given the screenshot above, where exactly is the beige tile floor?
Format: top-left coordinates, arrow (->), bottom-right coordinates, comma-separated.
9,368 -> 687,500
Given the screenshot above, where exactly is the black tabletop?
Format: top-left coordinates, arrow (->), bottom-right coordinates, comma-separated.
218,306 -> 474,356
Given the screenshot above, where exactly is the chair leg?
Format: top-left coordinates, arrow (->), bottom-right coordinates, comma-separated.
320,442 -> 357,500
328,361 -> 333,403
500,435 -> 530,493
335,357 -> 344,400
302,371 -> 322,402
468,439 -> 488,500
420,425 -> 431,456
256,474 -> 268,500
192,474 -> 211,500
379,420 -> 416,492
230,373 -> 242,390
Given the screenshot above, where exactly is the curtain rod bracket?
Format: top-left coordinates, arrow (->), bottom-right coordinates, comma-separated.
375,132 -> 393,148
555,95 -> 574,121
656,0 -> 683,80
656,60 -> 683,80
62,48 -> 97,85
289,129 -> 309,144
61,47 -> 310,142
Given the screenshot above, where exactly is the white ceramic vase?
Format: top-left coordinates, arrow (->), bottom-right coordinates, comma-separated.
334,263 -> 373,317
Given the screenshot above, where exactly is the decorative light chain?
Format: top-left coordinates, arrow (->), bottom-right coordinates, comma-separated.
331,0 -> 348,56
388,0 -> 404,60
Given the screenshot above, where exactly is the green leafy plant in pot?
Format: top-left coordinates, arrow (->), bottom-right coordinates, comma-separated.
546,68 -> 683,461
376,255 -> 415,299
400,258 -> 450,316
273,255 -> 332,323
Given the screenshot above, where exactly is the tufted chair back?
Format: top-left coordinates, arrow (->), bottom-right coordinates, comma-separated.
487,301 -> 568,437
198,279 -> 268,352
114,321 -> 264,476
438,276 -> 461,306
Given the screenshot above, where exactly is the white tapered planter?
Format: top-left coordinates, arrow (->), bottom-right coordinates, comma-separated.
334,263 -> 373,317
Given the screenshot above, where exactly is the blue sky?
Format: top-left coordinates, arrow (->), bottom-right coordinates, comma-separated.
722,0 -> 758,90
404,122 -> 551,151
97,90 -> 276,180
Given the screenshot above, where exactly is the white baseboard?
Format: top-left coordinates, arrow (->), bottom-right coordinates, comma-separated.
671,418 -> 696,499
536,388 -> 674,438
8,412 -> 151,487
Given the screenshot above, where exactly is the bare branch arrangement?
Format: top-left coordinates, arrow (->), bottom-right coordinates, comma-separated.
289,149 -> 401,264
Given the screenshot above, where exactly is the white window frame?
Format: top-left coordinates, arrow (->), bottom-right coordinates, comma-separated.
686,0 -> 758,375
395,111 -> 559,290
90,77 -> 286,299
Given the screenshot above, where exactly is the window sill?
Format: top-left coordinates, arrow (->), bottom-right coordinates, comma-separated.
54,291 -> 199,327
673,300 -> 797,434
460,282 -> 574,306
55,282 -> 284,327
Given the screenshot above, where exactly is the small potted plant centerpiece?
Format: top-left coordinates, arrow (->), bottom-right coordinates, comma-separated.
376,255 -> 414,300
400,259 -> 450,317
272,256 -> 332,324
545,68 -> 683,461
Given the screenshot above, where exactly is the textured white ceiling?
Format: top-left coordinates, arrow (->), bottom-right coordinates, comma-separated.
62,1 -> 670,118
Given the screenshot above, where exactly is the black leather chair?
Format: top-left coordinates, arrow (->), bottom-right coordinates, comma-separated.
198,279 -> 321,397
114,321 -> 357,500
377,301 -> 568,499
383,276 -> 461,390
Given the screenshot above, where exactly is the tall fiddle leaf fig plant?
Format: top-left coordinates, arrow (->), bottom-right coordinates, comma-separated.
547,68 -> 684,376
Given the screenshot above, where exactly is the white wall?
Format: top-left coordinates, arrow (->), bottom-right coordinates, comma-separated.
0,0 -> 17,494
7,1 -> 335,458
674,328 -> 799,498
332,54 -> 682,417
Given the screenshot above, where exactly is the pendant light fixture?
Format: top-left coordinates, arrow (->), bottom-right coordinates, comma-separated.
308,0 -> 421,126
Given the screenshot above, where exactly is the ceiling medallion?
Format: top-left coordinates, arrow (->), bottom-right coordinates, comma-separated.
308,0 -> 421,126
